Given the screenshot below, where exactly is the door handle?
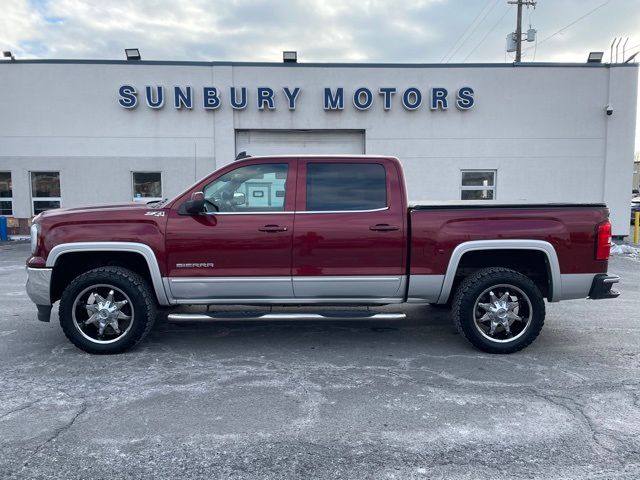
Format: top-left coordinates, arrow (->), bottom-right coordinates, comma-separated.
369,224 -> 400,232
259,224 -> 288,232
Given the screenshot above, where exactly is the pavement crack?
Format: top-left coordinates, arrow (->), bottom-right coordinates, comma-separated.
529,391 -> 621,459
21,401 -> 87,467
0,398 -> 44,420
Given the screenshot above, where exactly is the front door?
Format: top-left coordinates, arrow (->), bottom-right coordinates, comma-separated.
291,159 -> 406,300
165,160 -> 296,302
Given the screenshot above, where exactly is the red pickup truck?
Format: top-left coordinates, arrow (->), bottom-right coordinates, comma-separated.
26,155 -> 619,355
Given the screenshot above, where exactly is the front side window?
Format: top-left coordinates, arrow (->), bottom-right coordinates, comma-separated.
0,172 -> 12,215
306,163 -> 386,211
132,172 -> 162,202
460,170 -> 496,200
31,172 -> 61,214
203,163 -> 288,212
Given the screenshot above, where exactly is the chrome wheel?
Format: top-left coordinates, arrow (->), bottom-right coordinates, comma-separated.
473,284 -> 532,343
72,284 -> 134,344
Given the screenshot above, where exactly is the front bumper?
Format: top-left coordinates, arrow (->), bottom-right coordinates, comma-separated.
588,274 -> 620,300
25,267 -> 53,322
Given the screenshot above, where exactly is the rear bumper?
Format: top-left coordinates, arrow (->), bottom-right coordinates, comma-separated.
588,274 -> 620,300
25,267 -> 53,322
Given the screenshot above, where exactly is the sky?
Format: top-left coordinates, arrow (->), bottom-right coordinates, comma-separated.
2,0 -> 640,150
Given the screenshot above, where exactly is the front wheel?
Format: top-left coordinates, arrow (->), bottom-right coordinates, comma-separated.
59,267 -> 157,354
452,267 -> 545,354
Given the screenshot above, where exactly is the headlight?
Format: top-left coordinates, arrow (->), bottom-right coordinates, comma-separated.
30,223 -> 40,255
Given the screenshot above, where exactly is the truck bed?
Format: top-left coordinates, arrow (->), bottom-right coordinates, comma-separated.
408,203 -> 610,280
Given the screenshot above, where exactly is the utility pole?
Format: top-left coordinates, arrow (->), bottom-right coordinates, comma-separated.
508,0 -> 537,62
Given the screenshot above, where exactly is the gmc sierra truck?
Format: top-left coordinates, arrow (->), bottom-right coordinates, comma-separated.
26,155 -> 619,355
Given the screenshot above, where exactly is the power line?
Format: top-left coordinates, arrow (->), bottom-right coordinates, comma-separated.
462,6 -> 511,62
625,42 -> 640,53
523,0 -> 611,51
440,0 -> 499,63
447,0 -> 501,62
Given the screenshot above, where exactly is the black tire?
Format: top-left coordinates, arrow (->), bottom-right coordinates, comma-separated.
428,302 -> 451,310
452,267 -> 545,354
59,267 -> 156,354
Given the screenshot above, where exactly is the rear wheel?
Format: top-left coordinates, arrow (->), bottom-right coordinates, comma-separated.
452,267 -> 545,354
59,267 -> 156,354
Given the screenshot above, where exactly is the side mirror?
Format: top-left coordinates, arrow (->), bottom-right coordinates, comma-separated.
232,192 -> 246,206
184,191 -> 206,214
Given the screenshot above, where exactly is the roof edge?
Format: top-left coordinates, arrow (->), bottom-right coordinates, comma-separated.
0,59 -> 636,68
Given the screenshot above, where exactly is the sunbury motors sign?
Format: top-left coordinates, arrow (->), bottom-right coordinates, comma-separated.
117,85 -> 475,111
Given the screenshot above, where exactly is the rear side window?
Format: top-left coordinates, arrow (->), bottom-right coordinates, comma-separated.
306,163 -> 387,211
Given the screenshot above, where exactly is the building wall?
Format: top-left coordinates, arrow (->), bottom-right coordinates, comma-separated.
0,61 -> 637,235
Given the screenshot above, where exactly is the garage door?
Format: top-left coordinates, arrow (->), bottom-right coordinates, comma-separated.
235,130 -> 364,156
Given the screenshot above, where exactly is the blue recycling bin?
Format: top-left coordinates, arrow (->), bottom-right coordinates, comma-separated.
0,216 -> 7,241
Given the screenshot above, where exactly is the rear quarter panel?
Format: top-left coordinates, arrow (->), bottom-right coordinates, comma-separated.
409,206 -> 610,275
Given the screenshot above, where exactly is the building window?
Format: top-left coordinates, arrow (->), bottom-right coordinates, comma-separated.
460,170 -> 496,200
31,172 -> 61,214
132,172 -> 162,202
0,172 -> 12,215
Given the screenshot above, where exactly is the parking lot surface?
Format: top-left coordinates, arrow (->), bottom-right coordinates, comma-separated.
1,241 -> 639,479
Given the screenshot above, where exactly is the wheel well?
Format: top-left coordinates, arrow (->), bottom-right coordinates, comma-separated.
50,251 -> 154,303
451,249 -> 551,300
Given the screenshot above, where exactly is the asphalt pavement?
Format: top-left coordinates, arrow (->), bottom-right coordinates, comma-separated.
1,241 -> 639,479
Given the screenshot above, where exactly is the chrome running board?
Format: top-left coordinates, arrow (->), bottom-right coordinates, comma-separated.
167,311 -> 406,322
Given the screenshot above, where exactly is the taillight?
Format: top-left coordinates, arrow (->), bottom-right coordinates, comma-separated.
595,221 -> 612,260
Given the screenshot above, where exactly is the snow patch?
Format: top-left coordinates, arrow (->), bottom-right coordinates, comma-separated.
611,243 -> 640,257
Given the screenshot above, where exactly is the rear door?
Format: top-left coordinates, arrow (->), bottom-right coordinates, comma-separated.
291,158 -> 406,300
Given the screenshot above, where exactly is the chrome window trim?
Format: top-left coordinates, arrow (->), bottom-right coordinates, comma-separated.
201,206 -> 390,215
204,210 -> 294,215
47,242 -> 171,306
297,206 -> 389,214
436,239 -> 561,304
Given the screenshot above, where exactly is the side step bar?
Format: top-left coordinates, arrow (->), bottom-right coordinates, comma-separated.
167,311 -> 406,322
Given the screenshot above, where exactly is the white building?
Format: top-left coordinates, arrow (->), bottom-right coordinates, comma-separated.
0,59 -> 637,235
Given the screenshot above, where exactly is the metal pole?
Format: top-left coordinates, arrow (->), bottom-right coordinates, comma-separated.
634,211 -> 639,244
515,1 -> 523,62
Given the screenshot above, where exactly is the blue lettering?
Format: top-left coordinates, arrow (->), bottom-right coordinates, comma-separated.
282,87 -> 301,110
174,86 -> 193,109
145,86 -> 164,109
230,87 -> 247,110
118,85 -> 137,108
324,87 -> 344,110
378,87 -> 396,110
353,87 -> 373,110
203,87 -> 221,109
257,87 -> 275,110
456,86 -> 475,110
402,87 -> 422,110
430,87 -> 448,110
